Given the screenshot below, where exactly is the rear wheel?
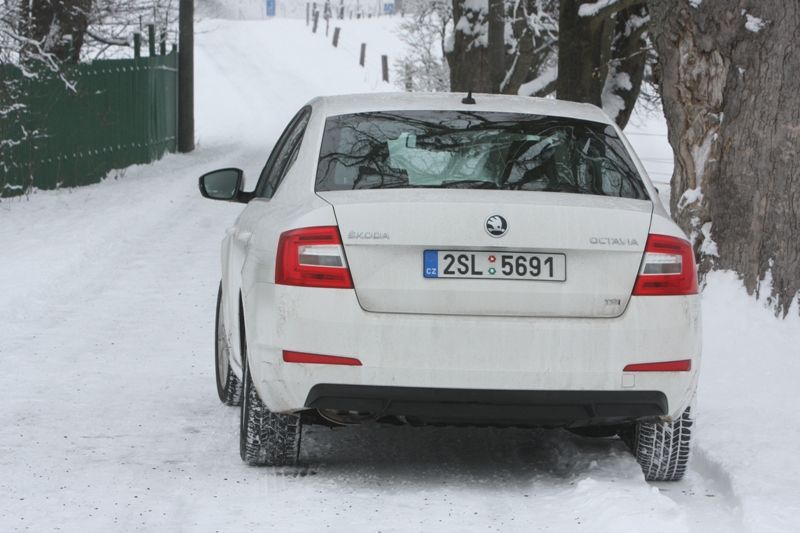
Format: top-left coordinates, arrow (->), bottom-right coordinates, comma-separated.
623,407 -> 694,481
215,283 -> 242,406
239,308 -> 302,466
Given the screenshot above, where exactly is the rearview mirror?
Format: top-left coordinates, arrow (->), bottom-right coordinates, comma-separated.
199,168 -> 250,202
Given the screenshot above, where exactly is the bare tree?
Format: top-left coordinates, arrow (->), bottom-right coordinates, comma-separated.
393,0 -> 452,92
1,0 -> 75,194
649,0 -> 800,315
500,0 -> 558,97
402,1 -> 647,127
446,0 -> 498,93
5,0 -> 177,62
418,0 -> 558,95
20,0 -> 93,63
557,0 -> 649,128
1,0 -> 179,194
84,1 -> 178,59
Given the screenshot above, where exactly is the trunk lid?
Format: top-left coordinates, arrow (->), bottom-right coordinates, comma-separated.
319,189 -> 652,318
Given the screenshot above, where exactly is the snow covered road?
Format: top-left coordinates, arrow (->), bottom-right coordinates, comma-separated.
2,16 -> 798,533
0,149 -> 737,532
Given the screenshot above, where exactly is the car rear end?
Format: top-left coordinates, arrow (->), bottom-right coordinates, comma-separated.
244,95 -> 701,429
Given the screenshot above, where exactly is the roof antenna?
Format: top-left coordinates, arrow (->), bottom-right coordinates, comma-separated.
461,90 -> 476,105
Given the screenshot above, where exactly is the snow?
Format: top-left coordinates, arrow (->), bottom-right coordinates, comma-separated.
194,18 -> 393,148
454,0 -> 489,48
578,0 -> 618,18
2,15 -> 800,533
699,272 -> 800,533
200,0 -> 394,20
678,187 -> 703,210
518,66 -> 557,97
699,222 -> 719,257
743,13 -> 766,33
462,0 -> 489,11
601,70 -> 632,122
662,125 -> 715,224
624,106 -> 674,207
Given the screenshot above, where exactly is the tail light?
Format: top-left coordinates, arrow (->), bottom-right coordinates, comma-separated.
632,234 -> 698,296
275,226 -> 353,289
283,350 -> 362,366
623,359 -> 692,372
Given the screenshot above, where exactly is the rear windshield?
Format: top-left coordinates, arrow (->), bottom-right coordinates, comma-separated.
315,110 -> 648,199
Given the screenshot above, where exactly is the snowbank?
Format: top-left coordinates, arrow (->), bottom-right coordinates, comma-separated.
697,271 -> 800,533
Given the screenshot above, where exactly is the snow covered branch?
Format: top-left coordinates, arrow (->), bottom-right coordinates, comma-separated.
577,0 -> 640,19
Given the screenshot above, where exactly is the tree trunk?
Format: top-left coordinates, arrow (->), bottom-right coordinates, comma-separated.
487,0 -> 505,91
28,0 -> 92,62
178,0 -> 195,153
557,0 -> 646,128
649,0 -> 800,315
557,0 -> 610,106
446,0 -> 494,93
501,0 -> 558,97
606,4 -> 648,128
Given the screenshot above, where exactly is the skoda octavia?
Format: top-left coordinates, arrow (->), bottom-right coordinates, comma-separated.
200,93 -> 700,481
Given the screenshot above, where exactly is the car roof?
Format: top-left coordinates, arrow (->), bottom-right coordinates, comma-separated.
310,92 -> 614,125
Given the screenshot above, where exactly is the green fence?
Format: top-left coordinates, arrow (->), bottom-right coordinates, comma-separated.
1,50 -> 178,197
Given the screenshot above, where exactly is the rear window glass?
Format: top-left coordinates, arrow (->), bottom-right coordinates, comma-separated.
315,110 -> 648,200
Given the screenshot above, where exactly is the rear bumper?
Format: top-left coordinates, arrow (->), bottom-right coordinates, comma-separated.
242,282 -> 701,421
306,384 -> 668,427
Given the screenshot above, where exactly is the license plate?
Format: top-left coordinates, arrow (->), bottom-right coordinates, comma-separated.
423,250 -> 566,281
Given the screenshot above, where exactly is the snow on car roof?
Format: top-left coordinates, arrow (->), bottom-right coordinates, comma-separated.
311,92 -> 614,125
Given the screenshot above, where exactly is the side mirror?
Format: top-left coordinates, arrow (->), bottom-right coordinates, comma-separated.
199,168 -> 252,203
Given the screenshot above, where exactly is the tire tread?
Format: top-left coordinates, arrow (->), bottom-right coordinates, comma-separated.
240,358 -> 301,466
627,407 -> 693,482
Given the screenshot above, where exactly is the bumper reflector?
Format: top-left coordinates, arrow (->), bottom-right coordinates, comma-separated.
282,350 -> 362,366
623,359 -> 692,372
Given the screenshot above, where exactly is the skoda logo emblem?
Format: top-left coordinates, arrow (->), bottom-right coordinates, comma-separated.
485,215 -> 508,237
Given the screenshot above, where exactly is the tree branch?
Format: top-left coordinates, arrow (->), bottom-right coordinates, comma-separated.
579,0 -> 642,20
531,78 -> 557,97
85,29 -> 129,47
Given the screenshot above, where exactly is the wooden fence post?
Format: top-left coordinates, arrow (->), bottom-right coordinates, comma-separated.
178,0 -> 195,153
312,11 -> 319,33
332,27 -> 341,47
359,43 -> 366,66
148,24 -> 156,57
133,33 -> 141,59
381,55 -> 389,82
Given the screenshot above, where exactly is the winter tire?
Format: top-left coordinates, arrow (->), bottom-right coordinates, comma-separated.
623,407 -> 693,482
239,316 -> 302,466
215,283 -> 242,406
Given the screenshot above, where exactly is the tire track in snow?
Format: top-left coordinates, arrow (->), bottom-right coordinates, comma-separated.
290,422 -> 742,532
654,446 -> 743,532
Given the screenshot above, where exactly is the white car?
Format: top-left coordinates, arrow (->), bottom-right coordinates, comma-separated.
201,93 -> 700,481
